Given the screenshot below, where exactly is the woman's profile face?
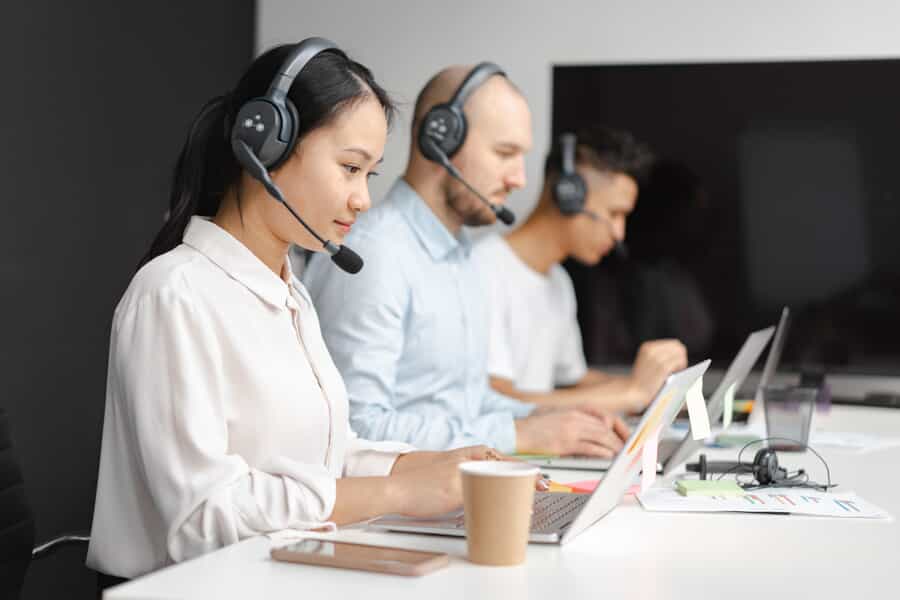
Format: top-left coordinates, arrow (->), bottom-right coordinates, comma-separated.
266,93 -> 388,251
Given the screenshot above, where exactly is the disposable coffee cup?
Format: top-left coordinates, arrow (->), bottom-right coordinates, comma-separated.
459,461 -> 538,566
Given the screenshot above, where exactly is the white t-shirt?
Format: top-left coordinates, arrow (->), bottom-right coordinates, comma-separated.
473,233 -> 588,393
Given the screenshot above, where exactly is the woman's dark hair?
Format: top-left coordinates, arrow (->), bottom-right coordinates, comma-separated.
138,43 -> 396,269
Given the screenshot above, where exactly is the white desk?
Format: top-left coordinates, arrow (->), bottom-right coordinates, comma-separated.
106,406 -> 900,600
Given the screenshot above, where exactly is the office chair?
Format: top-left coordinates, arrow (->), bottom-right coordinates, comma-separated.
0,409 -> 90,600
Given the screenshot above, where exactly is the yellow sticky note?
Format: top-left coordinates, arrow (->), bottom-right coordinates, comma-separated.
547,482 -> 573,493
723,382 -> 737,430
685,376 -> 711,440
641,426 -> 661,493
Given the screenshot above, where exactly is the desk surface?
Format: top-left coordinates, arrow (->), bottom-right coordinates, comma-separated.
106,406 -> 900,600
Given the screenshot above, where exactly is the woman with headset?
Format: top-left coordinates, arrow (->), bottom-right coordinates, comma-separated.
87,40 -> 514,581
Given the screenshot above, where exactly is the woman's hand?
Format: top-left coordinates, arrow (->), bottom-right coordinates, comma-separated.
388,445 -> 547,518
390,445 -> 505,475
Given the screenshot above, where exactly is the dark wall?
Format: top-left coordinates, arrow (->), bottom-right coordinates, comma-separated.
554,60 -> 900,374
1,3 -> 254,598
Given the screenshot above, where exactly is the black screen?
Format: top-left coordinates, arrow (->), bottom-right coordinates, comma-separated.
554,59 -> 900,375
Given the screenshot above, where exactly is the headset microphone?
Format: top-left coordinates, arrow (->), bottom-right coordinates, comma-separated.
229,38 -> 363,275
579,208 -> 629,260
417,61 -> 516,227
554,132 -> 628,260
422,138 -> 516,226
233,140 -> 363,274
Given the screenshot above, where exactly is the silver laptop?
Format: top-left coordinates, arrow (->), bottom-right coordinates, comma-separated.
522,325 -> 777,473
749,306 -> 791,422
368,360 -> 710,545
662,310 -> 788,475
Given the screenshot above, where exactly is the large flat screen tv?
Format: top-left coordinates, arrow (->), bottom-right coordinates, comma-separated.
554,59 -> 900,378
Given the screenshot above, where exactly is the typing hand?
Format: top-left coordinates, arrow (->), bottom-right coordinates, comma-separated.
514,407 -> 628,458
391,447 -> 544,517
628,339 -> 688,411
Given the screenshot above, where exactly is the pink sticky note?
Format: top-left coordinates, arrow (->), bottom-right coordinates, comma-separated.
641,426 -> 662,493
563,480 -> 641,495
567,479 -> 600,493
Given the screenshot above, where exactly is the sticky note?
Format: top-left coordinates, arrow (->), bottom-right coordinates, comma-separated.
685,376 -> 711,440
714,433 -> 761,448
641,426 -> 661,493
675,479 -> 744,496
723,382 -> 737,429
566,480 -> 600,493
547,482 -> 573,493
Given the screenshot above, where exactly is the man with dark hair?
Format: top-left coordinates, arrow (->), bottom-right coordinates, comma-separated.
474,126 -> 688,414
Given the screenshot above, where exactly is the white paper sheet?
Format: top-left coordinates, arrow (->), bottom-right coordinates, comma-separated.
638,486 -> 890,519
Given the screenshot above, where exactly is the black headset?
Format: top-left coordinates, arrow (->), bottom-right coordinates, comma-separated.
231,37 -> 336,171
414,62 -> 516,226
553,132 -> 588,216
227,37 -> 363,274
691,448 -> 787,485
417,62 -> 506,162
747,448 -> 787,485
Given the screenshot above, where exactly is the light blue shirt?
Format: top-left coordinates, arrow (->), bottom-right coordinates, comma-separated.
303,179 -> 535,453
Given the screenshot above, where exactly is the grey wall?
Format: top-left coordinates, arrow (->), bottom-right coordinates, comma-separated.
257,0 -> 900,221
258,0 -> 900,395
1,2 -> 254,598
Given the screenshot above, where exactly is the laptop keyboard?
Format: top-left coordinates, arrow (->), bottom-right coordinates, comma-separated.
530,492 -> 590,533
446,492 -> 589,533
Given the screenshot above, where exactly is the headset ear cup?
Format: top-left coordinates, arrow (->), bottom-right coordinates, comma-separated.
267,98 -> 300,171
418,104 -> 467,162
232,98 -> 288,169
554,173 -> 587,216
752,449 -> 780,485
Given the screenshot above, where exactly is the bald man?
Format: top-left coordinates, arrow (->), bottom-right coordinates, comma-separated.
303,65 -> 628,457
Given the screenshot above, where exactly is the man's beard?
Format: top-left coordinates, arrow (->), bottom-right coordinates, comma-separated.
446,186 -> 496,227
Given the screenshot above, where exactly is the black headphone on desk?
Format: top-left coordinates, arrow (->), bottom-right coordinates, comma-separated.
691,448 -> 787,485
688,438 -> 835,491
553,132 -> 588,216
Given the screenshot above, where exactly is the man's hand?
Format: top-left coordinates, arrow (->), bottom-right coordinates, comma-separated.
514,406 -> 630,458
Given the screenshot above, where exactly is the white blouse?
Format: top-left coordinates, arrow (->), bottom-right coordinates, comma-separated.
87,217 -> 412,578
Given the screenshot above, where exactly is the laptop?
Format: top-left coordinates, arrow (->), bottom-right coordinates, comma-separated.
368,360 -> 710,545
662,309 -> 789,475
748,306 -> 791,427
522,325 -> 777,473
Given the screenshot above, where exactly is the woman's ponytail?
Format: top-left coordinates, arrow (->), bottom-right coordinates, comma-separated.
137,94 -> 238,269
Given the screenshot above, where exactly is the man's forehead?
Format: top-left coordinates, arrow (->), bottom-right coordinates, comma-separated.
468,79 -> 532,147
584,170 -> 638,205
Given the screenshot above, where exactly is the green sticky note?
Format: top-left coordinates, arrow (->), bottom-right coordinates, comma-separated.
715,433 -> 761,448
676,480 -> 744,496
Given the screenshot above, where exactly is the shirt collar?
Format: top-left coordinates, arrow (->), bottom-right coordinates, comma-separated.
183,216 -> 294,309
392,178 -> 472,261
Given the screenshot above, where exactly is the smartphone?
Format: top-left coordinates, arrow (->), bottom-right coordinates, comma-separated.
270,539 -> 449,576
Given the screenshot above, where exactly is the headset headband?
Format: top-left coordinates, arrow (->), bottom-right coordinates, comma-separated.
448,62 -> 506,110
560,132 -> 577,174
266,37 -> 338,139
